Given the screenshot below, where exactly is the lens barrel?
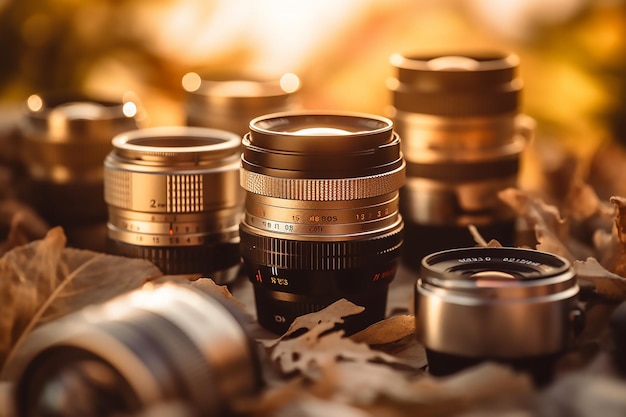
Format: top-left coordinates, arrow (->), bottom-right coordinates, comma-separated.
388,52 -> 533,266
183,72 -> 300,137
239,111 -> 405,334
19,93 -> 142,250
104,126 -> 243,281
416,247 -> 581,385
3,283 -> 262,417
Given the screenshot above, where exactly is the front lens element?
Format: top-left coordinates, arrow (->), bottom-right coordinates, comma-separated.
104,126 -> 243,281
240,112 -> 405,334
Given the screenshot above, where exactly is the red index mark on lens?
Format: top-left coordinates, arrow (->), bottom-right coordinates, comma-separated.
255,270 -> 263,283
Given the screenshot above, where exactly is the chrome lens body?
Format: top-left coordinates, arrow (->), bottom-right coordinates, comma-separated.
104,126 -> 243,281
19,93 -> 141,249
3,283 -> 261,417
240,112 -> 405,334
183,72 -> 300,136
416,247 -> 580,385
388,52 -> 533,265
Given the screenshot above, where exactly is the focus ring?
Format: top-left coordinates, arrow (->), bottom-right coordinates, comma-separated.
239,225 -> 403,270
240,163 -> 406,201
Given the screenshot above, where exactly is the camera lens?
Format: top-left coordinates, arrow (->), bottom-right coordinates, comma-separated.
416,247 -> 580,385
239,111 -> 406,334
388,52 -> 533,266
104,126 -> 243,281
19,93 -> 141,250
3,283 -> 262,417
183,72 -> 300,137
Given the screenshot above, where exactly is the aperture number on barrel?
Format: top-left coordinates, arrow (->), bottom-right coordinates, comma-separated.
150,199 -> 166,208
356,208 -> 389,221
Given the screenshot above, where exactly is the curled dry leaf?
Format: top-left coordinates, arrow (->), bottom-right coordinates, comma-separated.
468,224 -> 504,248
261,299 -> 412,375
350,315 -> 415,346
0,227 -> 162,371
268,324 -> 407,375
498,188 -> 576,259
574,258 -> 626,301
267,361 -> 532,417
260,298 -> 365,348
350,315 -> 427,369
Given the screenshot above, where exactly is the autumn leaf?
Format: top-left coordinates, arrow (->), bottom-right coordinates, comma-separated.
498,187 -> 576,259
0,227 -> 162,372
574,258 -> 626,300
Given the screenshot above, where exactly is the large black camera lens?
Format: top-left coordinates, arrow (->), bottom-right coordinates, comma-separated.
416,247 -> 581,385
388,52 -> 533,267
19,93 -> 142,251
3,283 -> 262,417
239,112 -> 406,334
104,126 -> 243,281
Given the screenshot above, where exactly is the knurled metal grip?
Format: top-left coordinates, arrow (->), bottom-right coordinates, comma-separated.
240,163 -> 406,201
105,168 -> 239,214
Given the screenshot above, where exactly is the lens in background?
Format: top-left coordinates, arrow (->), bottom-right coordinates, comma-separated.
104,126 -> 243,281
183,72 -> 300,137
388,52 -> 533,267
18,92 -> 143,251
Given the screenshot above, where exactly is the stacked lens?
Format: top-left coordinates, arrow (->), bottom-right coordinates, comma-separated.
104,126 -> 243,281
239,112 -> 405,333
388,52 -> 533,267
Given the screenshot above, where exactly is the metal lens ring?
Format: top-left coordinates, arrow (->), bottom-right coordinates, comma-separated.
415,247 -> 580,383
240,111 -> 406,334
5,283 -> 261,417
183,72 -> 300,136
104,126 -> 243,279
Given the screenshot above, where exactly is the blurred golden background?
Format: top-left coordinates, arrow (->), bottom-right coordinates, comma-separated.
0,0 -> 625,198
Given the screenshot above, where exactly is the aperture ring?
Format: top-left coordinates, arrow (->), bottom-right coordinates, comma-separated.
240,162 -> 406,201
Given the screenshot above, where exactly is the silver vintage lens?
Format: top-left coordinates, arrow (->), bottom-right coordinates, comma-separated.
19,93 -> 142,249
416,247 -> 581,385
104,126 -> 243,281
3,282 -> 261,417
240,111 -> 405,334
183,72 -> 300,136
388,52 -> 533,266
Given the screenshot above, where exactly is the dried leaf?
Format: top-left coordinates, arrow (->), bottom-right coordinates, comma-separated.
468,225 -> 503,248
269,325 -> 406,375
0,227 -> 161,371
350,315 -> 415,345
260,299 -> 365,348
306,361 -> 533,417
574,258 -> 626,300
538,373 -> 626,417
498,188 -> 574,259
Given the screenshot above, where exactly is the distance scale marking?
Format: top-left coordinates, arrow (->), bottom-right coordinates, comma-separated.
107,212 -> 236,247
243,212 -> 399,235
